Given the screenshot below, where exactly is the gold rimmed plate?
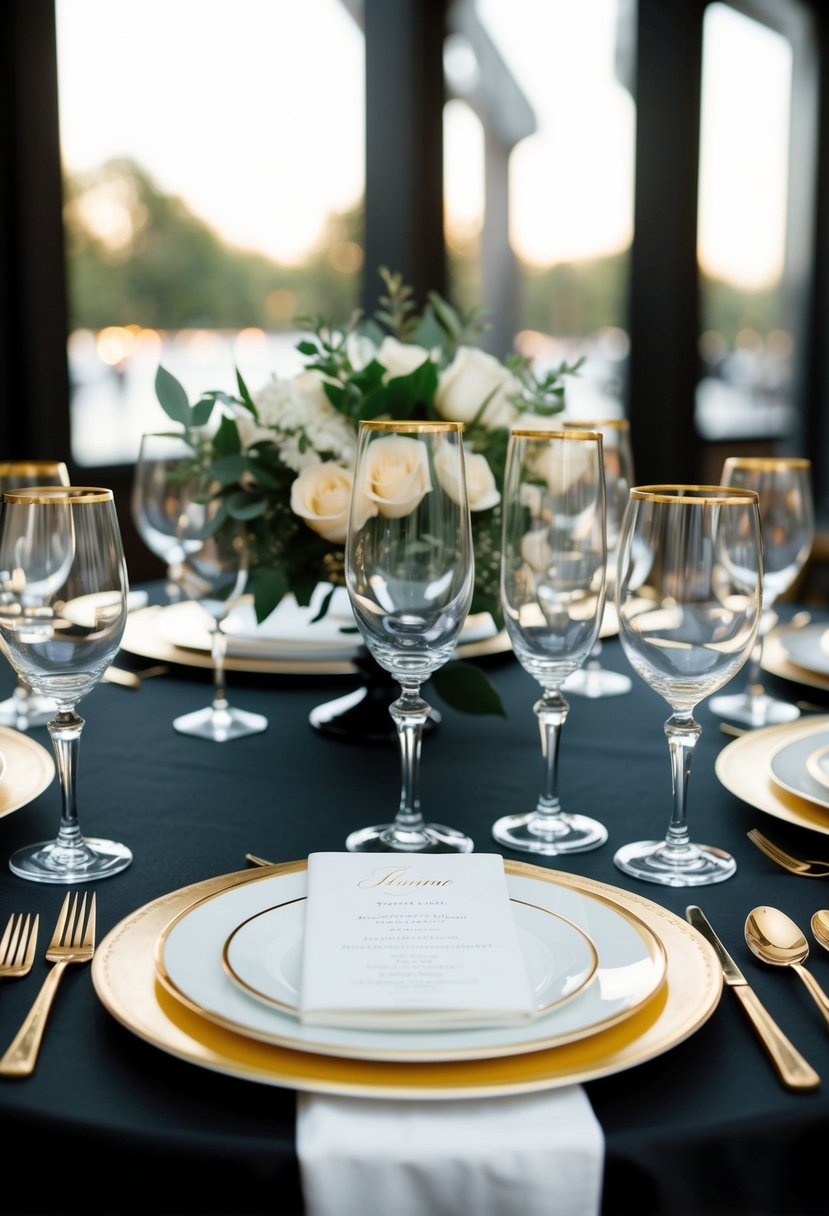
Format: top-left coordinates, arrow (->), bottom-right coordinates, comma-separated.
221,896 -> 599,1024
154,864 -> 666,1062
91,860 -> 720,1099
0,727 -> 55,817
761,624 -> 829,694
716,715 -> 829,835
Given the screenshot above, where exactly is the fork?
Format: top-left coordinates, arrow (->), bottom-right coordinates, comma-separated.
0,913 -> 39,980
0,892 -> 95,1077
746,828 -> 829,878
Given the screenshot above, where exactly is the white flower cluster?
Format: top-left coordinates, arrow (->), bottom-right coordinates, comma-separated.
235,369 -> 358,474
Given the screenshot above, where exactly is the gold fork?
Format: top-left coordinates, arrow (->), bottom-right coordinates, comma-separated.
746,829 -> 829,879
0,892 -> 96,1077
0,913 -> 39,979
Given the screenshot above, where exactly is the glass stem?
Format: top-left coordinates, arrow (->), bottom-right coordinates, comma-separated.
390,686 -> 428,832
211,624 -> 230,713
663,712 -> 701,858
48,710 -> 85,851
534,691 -> 568,819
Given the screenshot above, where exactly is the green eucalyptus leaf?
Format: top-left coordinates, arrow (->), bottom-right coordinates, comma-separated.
212,415 -> 242,457
191,399 -> 217,428
236,367 -> 258,417
429,660 -> 507,718
155,365 -> 191,428
251,566 -> 288,622
224,491 -> 267,520
309,584 -> 335,624
209,453 -> 248,483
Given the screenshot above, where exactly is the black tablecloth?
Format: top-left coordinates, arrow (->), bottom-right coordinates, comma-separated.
0,590 -> 827,1215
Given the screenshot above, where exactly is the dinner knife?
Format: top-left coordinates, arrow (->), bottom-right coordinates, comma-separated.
686,905 -> 820,1092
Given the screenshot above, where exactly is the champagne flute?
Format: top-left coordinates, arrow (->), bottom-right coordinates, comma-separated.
171,478 -> 268,742
708,456 -> 814,727
0,486 -> 132,882
492,429 -> 609,854
0,461 -> 70,731
344,420 -> 474,852
562,418 -> 634,697
614,485 -> 763,886
131,433 -> 199,601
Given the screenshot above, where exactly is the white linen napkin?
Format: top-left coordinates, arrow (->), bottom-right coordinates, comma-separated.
297,1086 -> 604,1216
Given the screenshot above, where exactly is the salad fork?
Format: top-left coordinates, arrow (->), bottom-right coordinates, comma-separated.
746,828 -> 829,878
0,891 -> 95,1077
0,912 -> 39,979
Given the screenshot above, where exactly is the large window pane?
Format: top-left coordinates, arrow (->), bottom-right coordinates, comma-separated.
696,3 -> 795,442
446,0 -> 635,419
56,0 -> 365,467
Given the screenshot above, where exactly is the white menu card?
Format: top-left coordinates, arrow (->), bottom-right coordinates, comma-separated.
298,852 -> 536,1030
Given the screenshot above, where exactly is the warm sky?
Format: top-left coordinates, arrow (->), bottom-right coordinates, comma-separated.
56,0 -> 791,289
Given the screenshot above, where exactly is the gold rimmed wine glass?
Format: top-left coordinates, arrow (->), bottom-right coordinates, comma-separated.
343,420 -> 475,852
0,461 -> 70,731
0,486 -> 132,882
708,456 -> 814,728
492,429 -> 609,855
614,484 -> 763,886
562,418 -> 634,698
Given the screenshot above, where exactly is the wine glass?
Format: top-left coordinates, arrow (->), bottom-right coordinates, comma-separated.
562,418 -> 634,698
171,476 -> 268,742
131,433 -> 199,601
0,461 -> 70,731
343,420 -> 474,852
614,485 -> 763,886
708,456 -> 814,728
0,485 -> 132,882
492,429 -> 609,855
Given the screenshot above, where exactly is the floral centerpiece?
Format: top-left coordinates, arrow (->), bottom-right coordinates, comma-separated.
153,268 -> 582,713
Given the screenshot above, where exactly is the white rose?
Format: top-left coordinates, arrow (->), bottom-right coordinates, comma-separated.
436,346 -> 520,429
377,336 -> 433,381
290,462 -> 354,544
358,434 -> 432,519
435,447 -> 500,512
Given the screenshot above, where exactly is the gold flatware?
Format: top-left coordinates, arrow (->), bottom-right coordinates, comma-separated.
745,906 -> 829,1031
746,828 -> 829,878
686,905 -> 819,1091
103,664 -> 169,689
0,913 -> 39,979
719,723 -> 747,737
245,853 -> 274,868
0,892 -> 96,1077
811,910 -> 829,952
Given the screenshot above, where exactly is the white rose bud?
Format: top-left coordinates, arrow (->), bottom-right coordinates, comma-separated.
377,336 -> 434,381
358,434 -> 432,519
436,345 -> 520,429
435,447 -> 500,512
290,462 -> 354,544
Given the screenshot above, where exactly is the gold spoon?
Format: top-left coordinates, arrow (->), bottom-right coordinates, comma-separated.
811,910 -> 829,953
745,906 -> 829,1030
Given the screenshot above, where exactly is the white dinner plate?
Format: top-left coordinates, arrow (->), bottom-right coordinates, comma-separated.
155,866 -> 667,1063
222,897 -> 599,1021
769,728 -> 829,811
779,624 -> 829,677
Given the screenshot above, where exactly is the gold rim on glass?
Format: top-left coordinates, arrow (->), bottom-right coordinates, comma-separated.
511,429 -> 602,442
358,420 -> 464,433
562,419 -> 630,432
629,484 -> 760,506
2,486 -> 114,505
722,456 -> 811,472
0,461 -> 69,477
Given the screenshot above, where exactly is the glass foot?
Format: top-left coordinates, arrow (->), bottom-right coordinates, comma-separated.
174,703 -> 268,741
0,691 -> 57,731
9,836 -> 132,883
562,666 -> 632,698
708,691 -> 800,728
491,811 -> 607,855
613,839 -> 736,886
345,822 -> 474,853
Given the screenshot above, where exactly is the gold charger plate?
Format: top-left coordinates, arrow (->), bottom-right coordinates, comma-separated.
0,726 -> 55,817
120,605 -> 513,676
715,715 -> 829,836
761,626 -> 829,694
91,859 -> 720,1099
